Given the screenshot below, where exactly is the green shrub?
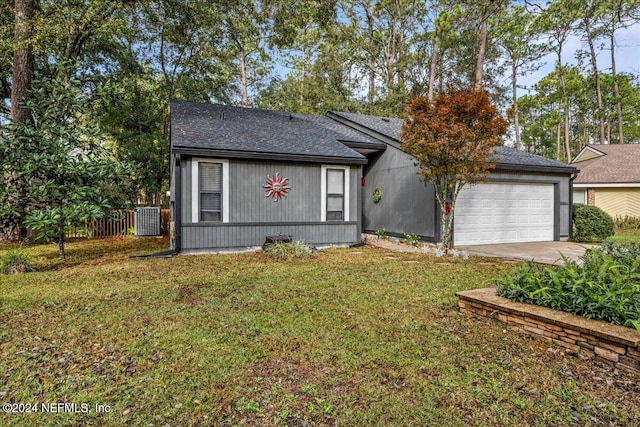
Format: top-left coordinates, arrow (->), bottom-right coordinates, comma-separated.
573,204 -> 615,242
1,249 -> 34,274
497,242 -> 640,330
264,241 -> 316,260
375,228 -> 386,239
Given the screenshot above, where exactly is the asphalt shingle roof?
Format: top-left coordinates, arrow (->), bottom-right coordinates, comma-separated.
493,146 -> 575,170
328,111 -> 576,171
573,144 -> 640,184
170,100 -> 371,163
328,111 -> 404,140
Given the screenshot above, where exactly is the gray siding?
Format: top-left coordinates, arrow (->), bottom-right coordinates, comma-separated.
362,147 -> 438,240
182,223 -> 358,249
179,157 -> 359,249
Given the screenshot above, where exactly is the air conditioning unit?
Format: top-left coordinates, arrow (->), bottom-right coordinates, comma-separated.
134,207 -> 161,236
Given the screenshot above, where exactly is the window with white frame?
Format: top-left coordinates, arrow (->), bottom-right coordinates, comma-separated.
321,165 -> 350,222
199,162 -> 222,221
192,159 -> 229,223
326,169 -> 345,220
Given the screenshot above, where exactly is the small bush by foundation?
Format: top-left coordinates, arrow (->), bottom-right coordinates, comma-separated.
264,241 -> 316,260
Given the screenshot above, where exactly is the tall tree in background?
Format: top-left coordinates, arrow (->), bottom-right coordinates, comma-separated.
401,89 -> 508,250
495,5 -> 547,149
536,1 -> 578,161
575,0 -> 607,144
1,0 -> 34,242
600,0 -> 640,143
471,0 -> 508,90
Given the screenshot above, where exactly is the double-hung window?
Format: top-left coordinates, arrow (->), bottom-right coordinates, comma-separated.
198,162 -> 223,222
321,165 -> 349,222
326,169 -> 345,221
191,159 -> 229,223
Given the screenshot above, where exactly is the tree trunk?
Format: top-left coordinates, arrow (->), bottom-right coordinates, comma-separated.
11,0 -> 34,124
300,60 -> 306,106
610,32 -> 624,143
584,17 -> 606,144
428,21 -> 440,102
240,50 -> 248,107
511,64 -> 521,150
365,5 -> 376,104
564,107 -> 571,161
2,0 -> 34,242
58,231 -> 66,259
58,209 -> 66,259
556,122 -> 561,161
474,9 -> 489,91
557,41 -> 571,161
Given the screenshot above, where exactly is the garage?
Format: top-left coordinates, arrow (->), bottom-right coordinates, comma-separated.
454,182 -> 554,246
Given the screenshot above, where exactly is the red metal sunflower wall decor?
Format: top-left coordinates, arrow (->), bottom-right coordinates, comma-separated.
263,173 -> 291,202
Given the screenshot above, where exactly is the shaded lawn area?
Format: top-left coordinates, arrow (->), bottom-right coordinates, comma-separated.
1,238 -> 638,426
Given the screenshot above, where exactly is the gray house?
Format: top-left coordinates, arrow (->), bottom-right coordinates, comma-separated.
169,100 -> 578,251
327,111 -> 578,246
169,100 -> 380,252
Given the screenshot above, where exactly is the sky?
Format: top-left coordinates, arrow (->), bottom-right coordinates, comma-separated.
514,24 -> 640,96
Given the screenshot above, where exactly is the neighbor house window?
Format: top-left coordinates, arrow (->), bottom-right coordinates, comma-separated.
321,165 -> 350,222
199,162 -> 222,221
192,159 -> 229,223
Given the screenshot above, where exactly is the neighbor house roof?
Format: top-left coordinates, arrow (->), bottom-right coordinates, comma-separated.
170,100 -> 372,165
572,144 -> 640,184
327,111 -> 577,174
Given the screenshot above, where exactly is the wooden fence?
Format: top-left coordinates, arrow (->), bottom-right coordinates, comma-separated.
66,209 -> 170,239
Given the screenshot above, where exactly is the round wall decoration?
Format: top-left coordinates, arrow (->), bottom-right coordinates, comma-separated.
263,172 -> 290,202
372,187 -> 383,203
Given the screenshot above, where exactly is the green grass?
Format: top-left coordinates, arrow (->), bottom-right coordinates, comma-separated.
610,227 -> 640,244
1,238 -> 638,426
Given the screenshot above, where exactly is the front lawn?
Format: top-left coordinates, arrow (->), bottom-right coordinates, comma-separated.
1,238 -> 638,426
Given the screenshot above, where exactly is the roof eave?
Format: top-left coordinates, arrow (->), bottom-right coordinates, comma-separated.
496,163 -> 578,174
171,146 -> 368,165
574,182 -> 640,187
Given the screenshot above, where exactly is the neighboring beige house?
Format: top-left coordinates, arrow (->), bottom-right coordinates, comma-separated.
572,144 -> 640,218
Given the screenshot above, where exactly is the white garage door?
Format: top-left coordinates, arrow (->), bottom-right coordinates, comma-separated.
454,183 -> 554,246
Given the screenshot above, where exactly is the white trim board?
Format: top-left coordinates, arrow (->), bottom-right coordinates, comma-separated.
573,183 -> 640,188
191,158 -> 229,223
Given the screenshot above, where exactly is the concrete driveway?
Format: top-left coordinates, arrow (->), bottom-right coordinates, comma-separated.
459,241 -> 594,265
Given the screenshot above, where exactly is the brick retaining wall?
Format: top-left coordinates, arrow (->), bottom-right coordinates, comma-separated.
456,288 -> 640,373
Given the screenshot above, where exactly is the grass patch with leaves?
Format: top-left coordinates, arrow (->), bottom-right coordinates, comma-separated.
1,248 -> 33,274
1,238 -> 638,426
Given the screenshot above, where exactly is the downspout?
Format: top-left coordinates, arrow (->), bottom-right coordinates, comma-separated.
174,153 -> 182,253
569,170 -> 579,240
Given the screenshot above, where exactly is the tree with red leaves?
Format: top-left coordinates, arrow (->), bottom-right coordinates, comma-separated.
401,88 -> 508,250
